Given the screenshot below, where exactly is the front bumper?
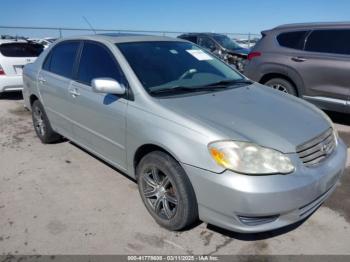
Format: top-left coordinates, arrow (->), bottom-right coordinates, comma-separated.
183,139 -> 347,233
0,75 -> 23,93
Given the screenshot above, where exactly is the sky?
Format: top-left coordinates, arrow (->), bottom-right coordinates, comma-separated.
1,0 -> 350,38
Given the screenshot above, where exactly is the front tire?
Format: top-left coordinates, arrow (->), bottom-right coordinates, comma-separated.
31,100 -> 61,144
265,78 -> 297,96
136,151 -> 198,231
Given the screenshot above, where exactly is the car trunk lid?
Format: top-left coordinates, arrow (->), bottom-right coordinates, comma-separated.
0,42 -> 43,76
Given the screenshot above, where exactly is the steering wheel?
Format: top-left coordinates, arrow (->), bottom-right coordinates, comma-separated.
179,68 -> 197,80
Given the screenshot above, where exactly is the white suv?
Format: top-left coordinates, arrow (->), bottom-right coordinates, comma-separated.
0,40 -> 43,93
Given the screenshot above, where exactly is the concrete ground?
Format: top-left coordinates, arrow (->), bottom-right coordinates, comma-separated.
0,92 -> 349,255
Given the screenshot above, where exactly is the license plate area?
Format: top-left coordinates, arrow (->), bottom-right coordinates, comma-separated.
14,65 -> 24,75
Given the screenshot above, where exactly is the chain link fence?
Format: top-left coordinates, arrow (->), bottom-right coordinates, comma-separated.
0,25 -> 261,48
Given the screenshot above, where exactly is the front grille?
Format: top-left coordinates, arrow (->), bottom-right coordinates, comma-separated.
296,128 -> 336,167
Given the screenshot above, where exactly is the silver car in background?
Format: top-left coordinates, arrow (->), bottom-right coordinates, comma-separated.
22,34 -> 347,233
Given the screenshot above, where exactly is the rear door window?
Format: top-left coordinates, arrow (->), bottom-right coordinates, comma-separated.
46,41 -> 80,78
76,41 -> 123,85
305,29 -> 350,55
0,43 -> 44,57
277,31 -> 308,50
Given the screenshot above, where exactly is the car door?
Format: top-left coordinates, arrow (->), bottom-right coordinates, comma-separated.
296,29 -> 350,106
68,41 -> 128,170
37,41 -> 81,137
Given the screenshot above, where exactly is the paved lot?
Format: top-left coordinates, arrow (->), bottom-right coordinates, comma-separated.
0,92 -> 349,255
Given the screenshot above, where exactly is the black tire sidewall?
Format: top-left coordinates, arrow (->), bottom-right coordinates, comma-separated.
31,100 -> 60,143
136,151 -> 198,231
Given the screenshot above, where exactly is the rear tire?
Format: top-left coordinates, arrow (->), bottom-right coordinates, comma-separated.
136,151 -> 198,231
265,78 -> 297,96
31,100 -> 61,144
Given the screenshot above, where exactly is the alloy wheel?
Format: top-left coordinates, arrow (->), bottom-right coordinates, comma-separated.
141,166 -> 178,220
33,106 -> 46,137
269,83 -> 289,93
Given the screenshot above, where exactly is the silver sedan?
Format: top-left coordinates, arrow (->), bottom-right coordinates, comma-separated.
22,34 -> 347,233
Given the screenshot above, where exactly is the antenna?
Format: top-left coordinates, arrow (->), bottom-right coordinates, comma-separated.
83,16 -> 96,34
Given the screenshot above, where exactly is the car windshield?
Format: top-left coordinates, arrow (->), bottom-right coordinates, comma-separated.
117,41 -> 244,94
212,35 -> 242,50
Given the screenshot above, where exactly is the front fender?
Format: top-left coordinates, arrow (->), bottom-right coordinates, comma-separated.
126,104 -> 225,178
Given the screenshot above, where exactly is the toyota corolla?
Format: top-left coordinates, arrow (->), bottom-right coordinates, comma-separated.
22,34 -> 347,233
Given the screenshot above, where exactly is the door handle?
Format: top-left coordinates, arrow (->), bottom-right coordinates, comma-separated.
68,88 -> 80,97
38,76 -> 46,84
291,57 -> 307,62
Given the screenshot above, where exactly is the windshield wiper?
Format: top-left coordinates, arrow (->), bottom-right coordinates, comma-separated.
205,79 -> 253,87
149,86 -> 201,95
149,79 -> 252,96
150,85 -> 231,96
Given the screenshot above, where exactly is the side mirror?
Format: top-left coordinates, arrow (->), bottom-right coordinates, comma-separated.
91,78 -> 126,95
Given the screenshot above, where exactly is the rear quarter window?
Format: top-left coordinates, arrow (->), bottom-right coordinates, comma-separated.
0,43 -> 44,57
277,31 -> 308,50
305,29 -> 350,55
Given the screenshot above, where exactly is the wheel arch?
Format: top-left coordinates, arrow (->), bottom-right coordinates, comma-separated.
30,94 -> 39,106
133,143 -> 181,177
260,73 -> 299,95
257,63 -> 306,97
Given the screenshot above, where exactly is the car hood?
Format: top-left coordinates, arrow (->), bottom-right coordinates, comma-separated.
158,84 -> 331,153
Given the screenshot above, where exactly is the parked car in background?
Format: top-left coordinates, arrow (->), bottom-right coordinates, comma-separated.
244,22 -> 350,113
0,40 -> 44,94
23,34 -> 346,233
43,37 -> 57,43
178,33 -> 249,72
235,38 -> 259,49
1,35 -> 27,41
28,37 -> 57,49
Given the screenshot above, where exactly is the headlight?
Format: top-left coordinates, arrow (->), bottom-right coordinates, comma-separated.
208,141 -> 294,175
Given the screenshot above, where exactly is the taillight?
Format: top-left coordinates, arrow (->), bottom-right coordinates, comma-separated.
247,52 -> 261,61
0,65 -> 5,75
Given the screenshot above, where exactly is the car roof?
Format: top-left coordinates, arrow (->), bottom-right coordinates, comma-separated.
59,33 -> 187,44
272,21 -> 350,31
178,32 -> 226,37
